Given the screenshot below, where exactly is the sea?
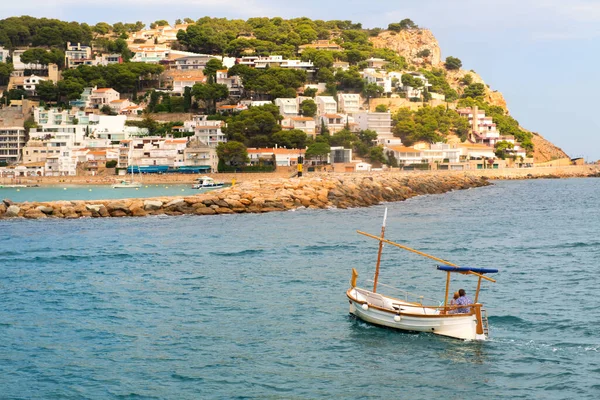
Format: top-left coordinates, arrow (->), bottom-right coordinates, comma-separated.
0,184 -> 215,203
1,178 -> 599,399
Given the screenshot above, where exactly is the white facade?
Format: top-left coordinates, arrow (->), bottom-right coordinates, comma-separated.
363,69 -> 393,93
12,49 -> 48,71
23,75 -> 46,94
275,98 -> 299,116
0,126 -> 26,164
65,42 -> 93,68
337,93 -> 361,113
354,111 -> 393,142
216,70 -> 243,97
90,88 -> 120,108
183,115 -> 227,147
0,47 -> 9,63
422,143 -> 462,163
282,117 -> 316,137
315,96 -> 337,116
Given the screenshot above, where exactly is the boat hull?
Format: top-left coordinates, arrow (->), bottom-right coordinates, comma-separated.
347,288 -> 486,341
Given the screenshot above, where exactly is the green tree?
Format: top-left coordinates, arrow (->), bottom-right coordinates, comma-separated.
494,140 -> 514,159
445,56 -> 462,70
306,141 -> 331,163
363,83 -> 384,99
36,80 -> 59,102
192,82 -> 229,113
375,104 -> 388,112
271,129 -> 307,149
203,58 -> 224,78
216,141 -> 249,166
461,74 -> 473,86
300,99 -> 317,117
0,62 -> 13,85
369,146 -> 385,163
462,83 -> 486,98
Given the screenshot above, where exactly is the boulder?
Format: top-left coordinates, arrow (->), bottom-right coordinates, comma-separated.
165,198 -> 185,208
24,209 -> 47,219
130,207 -> 147,217
144,200 -> 163,211
194,207 -> 216,215
110,210 -> 128,217
36,206 -> 55,215
86,204 -> 105,213
5,205 -> 20,217
215,207 -> 235,214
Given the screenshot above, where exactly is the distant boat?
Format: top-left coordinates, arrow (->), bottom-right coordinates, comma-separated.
346,208 -> 498,341
112,180 -> 142,189
192,176 -> 224,190
113,164 -> 142,188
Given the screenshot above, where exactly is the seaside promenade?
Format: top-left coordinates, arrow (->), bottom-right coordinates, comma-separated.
1,164 -> 598,220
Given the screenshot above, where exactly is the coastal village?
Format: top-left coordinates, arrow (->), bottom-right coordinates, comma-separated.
0,17 -> 574,181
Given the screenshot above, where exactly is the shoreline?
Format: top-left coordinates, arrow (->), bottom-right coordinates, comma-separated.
1,165 -> 598,220
1,164 -> 597,187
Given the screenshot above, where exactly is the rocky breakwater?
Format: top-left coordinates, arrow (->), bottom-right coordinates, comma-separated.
0,173 -> 490,220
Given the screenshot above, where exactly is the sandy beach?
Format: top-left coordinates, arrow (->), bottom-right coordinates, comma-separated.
1,164 -> 598,188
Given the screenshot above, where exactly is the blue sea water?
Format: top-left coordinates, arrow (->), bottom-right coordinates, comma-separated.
1,178 -> 599,399
0,184 -> 222,203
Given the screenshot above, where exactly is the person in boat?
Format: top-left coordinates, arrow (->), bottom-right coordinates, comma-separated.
454,289 -> 473,313
449,291 -> 460,307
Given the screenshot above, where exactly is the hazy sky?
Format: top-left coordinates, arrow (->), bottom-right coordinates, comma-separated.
3,1 -> 600,160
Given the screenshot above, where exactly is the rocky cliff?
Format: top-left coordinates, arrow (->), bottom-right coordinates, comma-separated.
370,29 -> 568,162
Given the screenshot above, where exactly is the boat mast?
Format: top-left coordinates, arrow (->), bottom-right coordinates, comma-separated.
372,208 -> 387,293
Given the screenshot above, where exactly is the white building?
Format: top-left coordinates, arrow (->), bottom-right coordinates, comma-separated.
65,42 -> 93,68
337,93 -> 361,113
363,69 -> 393,94
216,70 -> 243,97
0,47 -> 9,63
12,49 -> 47,71
353,111 -> 393,142
319,114 -> 354,134
274,98 -> 299,116
183,115 -> 227,147
184,140 -> 218,172
315,96 -> 337,116
247,147 -> 305,167
422,143 -> 462,164
172,54 -> 217,71
281,117 -> 316,137
0,126 -> 26,164
90,88 -> 120,108
22,75 -> 46,95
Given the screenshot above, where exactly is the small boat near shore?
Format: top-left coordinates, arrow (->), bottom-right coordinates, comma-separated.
347,208 -> 498,341
192,176 -> 224,190
112,180 -> 142,189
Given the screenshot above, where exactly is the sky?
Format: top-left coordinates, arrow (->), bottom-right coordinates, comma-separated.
3,0 -> 600,160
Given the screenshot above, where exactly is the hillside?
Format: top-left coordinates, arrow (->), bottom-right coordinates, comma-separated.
0,16 -> 569,162
370,29 -> 568,162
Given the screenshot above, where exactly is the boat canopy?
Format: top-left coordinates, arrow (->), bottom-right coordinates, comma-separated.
436,265 -> 499,274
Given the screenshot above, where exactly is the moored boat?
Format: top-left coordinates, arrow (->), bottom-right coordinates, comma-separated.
192,176 -> 224,190
347,209 -> 498,341
112,180 -> 142,189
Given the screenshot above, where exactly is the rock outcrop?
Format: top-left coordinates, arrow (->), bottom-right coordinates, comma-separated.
370,29 -> 441,66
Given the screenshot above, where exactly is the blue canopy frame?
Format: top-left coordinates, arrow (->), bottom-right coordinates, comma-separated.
437,265 -> 499,274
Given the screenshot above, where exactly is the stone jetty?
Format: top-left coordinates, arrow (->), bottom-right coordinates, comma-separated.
0,173 -> 490,220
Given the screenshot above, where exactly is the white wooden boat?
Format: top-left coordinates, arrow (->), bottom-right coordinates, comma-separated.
347,209 -> 498,341
192,176 -> 224,189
